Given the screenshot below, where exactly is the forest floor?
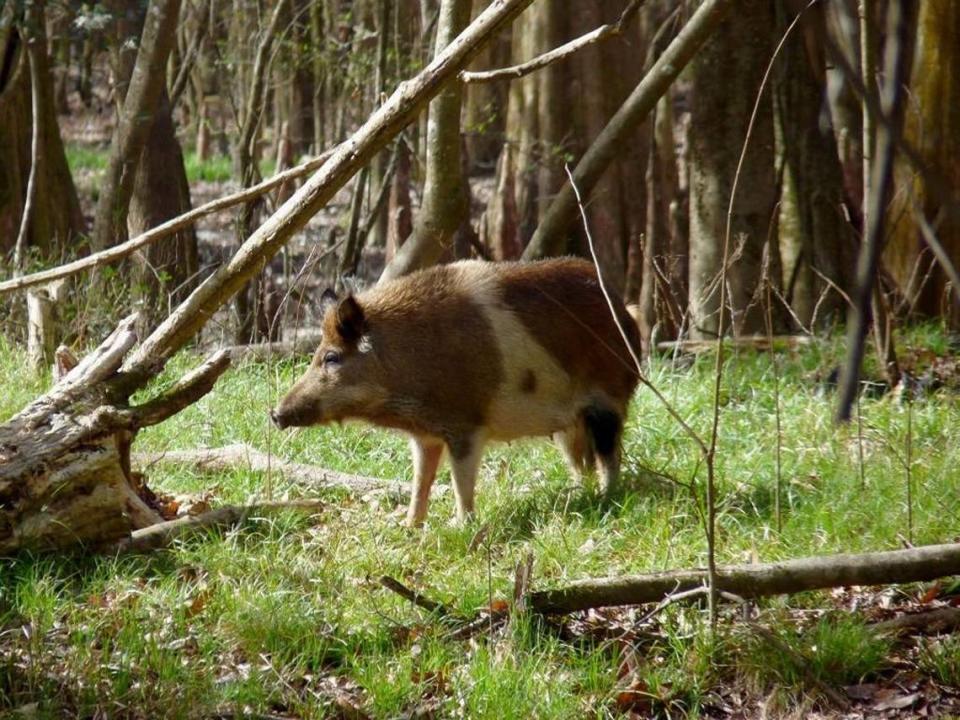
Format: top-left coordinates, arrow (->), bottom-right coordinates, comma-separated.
2,324 -> 960,719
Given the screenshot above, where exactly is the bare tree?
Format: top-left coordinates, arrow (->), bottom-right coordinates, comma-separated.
379,0 -> 473,282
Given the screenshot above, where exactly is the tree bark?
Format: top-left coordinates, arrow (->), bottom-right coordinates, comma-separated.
379,0 -> 473,282
91,0 -> 182,251
528,542 -> 960,614
687,0 -> 777,339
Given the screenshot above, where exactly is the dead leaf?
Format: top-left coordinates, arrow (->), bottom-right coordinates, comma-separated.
489,599 -> 509,613
186,588 -> 212,617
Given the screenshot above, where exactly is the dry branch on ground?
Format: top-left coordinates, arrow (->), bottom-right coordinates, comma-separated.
527,543 -> 960,614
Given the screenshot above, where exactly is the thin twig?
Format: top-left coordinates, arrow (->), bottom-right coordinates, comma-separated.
563,164 -> 708,458
709,0 -> 819,629
460,0 -> 646,83
12,15 -> 42,276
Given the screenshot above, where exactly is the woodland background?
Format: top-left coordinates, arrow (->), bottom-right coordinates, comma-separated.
2,0 -> 960,717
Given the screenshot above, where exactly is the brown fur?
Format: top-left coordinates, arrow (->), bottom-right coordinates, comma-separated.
272,258 -> 641,526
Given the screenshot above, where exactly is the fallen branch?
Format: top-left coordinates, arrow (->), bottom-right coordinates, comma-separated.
460,0 -> 645,83
112,499 -> 325,553
0,147 -> 336,297
655,335 -> 814,354
134,443 -> 443,499
871,606 -> 960,636
378,575 -> 459,619
527,543 -> 960,614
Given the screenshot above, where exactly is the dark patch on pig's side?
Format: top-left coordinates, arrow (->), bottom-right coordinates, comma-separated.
520,369 -> 537,394
499,258 -> 640,405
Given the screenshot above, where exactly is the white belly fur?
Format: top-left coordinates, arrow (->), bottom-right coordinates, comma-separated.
467,266 -> 583,441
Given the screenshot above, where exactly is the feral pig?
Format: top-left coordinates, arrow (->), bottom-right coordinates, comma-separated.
271,258 -> 640,526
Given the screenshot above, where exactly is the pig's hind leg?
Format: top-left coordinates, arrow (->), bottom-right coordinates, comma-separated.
447,432 -> 486,523
407,436 -> 444,527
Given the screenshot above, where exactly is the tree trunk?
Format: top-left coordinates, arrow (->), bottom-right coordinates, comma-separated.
91,0 -> 182,251
129,90 -> 200,332
0,3 -> 83,260
379,0 -> 472,282
775,0 -> 855,329
688,0 -> 777,339
884,0 -> 960,328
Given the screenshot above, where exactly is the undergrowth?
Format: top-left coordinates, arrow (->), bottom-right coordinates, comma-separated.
1,326 -> 959,717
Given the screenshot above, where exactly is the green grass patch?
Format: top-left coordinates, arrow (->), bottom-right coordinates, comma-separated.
2,325 -> 960,716
65,143 -> 109,174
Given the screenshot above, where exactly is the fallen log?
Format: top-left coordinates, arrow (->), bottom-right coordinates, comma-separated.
134,443 -> 429,498
224,333 -> 323,362
111,498 -> 325,553
655,335 -> 814,354
871,606 -> 960,636
527,543 -> 960,614
0,315 -> 231,553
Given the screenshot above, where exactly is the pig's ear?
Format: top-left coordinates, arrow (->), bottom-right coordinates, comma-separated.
320,288 -> 339,315
336,295 -> 367,342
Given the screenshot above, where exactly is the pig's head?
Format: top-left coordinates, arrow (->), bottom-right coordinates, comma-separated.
270,289 -> 385,429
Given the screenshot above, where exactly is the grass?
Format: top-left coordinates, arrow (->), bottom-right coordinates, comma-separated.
2,326 -> 960,717
66,142 -> 278,186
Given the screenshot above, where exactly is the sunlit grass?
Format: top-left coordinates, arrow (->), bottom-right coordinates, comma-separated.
2,325 -> 959,716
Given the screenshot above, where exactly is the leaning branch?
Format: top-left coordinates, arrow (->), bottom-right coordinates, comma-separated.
0,148 -> 337,296
527,542 -> 960,614
460,0 -> 645,83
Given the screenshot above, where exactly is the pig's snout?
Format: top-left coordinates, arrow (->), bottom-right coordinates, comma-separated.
270,407 -> 291,429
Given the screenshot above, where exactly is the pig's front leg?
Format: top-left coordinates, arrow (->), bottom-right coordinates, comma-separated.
447,432 -> 485,523
407,436 -> 444,527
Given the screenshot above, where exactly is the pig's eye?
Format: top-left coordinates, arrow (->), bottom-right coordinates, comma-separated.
322,351 -> 342,366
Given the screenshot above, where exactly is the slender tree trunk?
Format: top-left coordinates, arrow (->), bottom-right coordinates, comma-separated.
129,90 -> 200,332
688,0 -> 777,339
379,0 -> 472,282
91,0 -> 182,251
